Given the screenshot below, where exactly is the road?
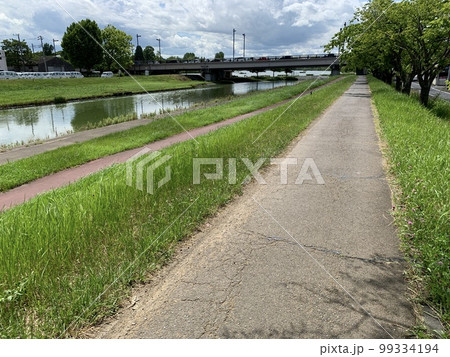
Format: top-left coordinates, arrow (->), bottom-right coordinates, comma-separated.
92,77 -> 414,339
411,82 -> 450,101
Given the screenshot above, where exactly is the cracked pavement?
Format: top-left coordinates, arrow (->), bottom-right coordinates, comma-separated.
92,77 -> 414,339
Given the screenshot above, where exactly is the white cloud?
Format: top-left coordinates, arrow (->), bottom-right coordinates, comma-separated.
0,0 -> 368,57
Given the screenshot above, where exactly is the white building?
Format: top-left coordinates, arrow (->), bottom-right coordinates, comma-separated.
0,50 -> 7,71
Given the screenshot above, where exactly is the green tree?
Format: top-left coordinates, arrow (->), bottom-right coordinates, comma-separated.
143,46 -> 156,61
101,25 -> 134,71
166,56 -> 181,62
134,45 -> 144,61
325,0 -> 450,106
43,43 -> 54,56
1,39 -> 33,70
215,51 -> 225,60
401,0 -> 450,106
183,52 -> 196,61
61,18 -> 103,72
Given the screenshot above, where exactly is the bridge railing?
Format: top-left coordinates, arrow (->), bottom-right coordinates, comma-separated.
133,54 -> 338,66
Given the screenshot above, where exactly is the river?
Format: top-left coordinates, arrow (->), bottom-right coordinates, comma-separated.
0,75 -> 326,146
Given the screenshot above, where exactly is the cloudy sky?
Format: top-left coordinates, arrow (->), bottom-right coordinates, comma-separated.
0,0 -> 366,58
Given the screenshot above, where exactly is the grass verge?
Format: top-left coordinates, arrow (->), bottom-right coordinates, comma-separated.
0,74 -> 201,108
0,77 -> 338,192
369,77 -> 449,336
0,76 -> 356,338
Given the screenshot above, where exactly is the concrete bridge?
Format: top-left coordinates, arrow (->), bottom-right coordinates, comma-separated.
132,55 -> 340,81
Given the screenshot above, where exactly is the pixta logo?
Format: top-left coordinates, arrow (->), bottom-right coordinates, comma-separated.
126,148 -> 172,194
193,157 -> 325,185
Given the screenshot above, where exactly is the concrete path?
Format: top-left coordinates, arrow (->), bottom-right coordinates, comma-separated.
0,109 -> 269,210
0,118 -> 156,165
92,77 -> 414,339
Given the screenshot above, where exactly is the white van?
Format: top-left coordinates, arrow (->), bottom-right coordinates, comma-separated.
0,71 -> 19,79
101,71 -> 114,78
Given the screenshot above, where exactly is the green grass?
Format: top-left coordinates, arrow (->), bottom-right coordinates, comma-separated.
0,77 -> 338,192
369,77 -> 450,333
416,94 -> 450,122
0,74 -> 202,107
0,76 -> 356,338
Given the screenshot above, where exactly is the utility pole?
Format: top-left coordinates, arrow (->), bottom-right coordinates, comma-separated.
338,28 -> 342,58
156,38 -> 161,62
37,36 -> 47,72
232,28 -> 236,61
52,39 -> 59,55
136,34 -> 141,47
242,33 -> 246,60
13,33 -> 22,70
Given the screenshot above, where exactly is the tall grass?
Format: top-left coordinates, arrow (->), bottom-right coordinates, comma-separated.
369,77 -> 449,330
0,77 -> 337,192
0,76 -> 356,338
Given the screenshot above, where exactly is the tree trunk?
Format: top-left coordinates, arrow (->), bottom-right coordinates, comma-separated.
395,75 -> 402,92
420,84 -> 431,107
402,79 -> 412,95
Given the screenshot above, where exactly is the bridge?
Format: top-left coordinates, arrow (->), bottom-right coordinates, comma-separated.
131,55 -> 340,81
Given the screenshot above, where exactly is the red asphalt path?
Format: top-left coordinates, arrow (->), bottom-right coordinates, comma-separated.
0,101 -> 290,211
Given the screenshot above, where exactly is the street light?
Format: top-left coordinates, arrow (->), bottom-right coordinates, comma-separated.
242,33 -> 246,60
136,34 -> 141,47
156,38 -> 161,61
232,28 -> 236,61
53,39 -> 59,55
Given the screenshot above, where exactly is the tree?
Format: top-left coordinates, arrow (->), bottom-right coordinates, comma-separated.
402,0 -> 450,106
183,52 -> 196,61
215,51 -> 225,60
166,56 -> 181,62
43,43 -> 54,56
1,39 -> 33,70
101,25 -> 134,71
61,18 -> 103,72
134,45 -> 144,61
324,0 -> 450,106
143,46 -> 156,61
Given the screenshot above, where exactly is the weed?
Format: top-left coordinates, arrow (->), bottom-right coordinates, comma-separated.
369,77 -> 449,333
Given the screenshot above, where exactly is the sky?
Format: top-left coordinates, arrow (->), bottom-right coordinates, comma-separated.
0,0 -> 367,59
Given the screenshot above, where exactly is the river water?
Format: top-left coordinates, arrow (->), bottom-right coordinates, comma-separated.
0,76 -> 325,146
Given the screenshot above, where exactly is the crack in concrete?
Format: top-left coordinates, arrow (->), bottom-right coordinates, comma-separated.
241,229 -> 404,266
327,174 -> 386,181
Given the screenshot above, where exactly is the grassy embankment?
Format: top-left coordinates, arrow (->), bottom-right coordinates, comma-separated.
0,76 -> 356,338
369,77 -> 449,336
0,77 -> 338,192
0,74 -> 202,108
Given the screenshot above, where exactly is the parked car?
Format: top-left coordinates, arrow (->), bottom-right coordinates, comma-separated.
0,71 -> 19,79
101,71 -> 114,78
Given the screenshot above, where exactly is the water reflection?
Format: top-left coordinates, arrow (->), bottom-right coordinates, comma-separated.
0,80 -> 298,146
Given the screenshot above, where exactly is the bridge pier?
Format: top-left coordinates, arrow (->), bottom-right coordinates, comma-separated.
330,64 -> 340,76
201,68 -> 232,82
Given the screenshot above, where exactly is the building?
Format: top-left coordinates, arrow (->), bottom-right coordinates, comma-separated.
0,50 -> 7,71
36,56 -> 75,72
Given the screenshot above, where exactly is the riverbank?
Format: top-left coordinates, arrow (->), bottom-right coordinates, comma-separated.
0,76 -> 355,338
0,76 -> 340,192
0,74 -> 204,108
369,77 -> 449,337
